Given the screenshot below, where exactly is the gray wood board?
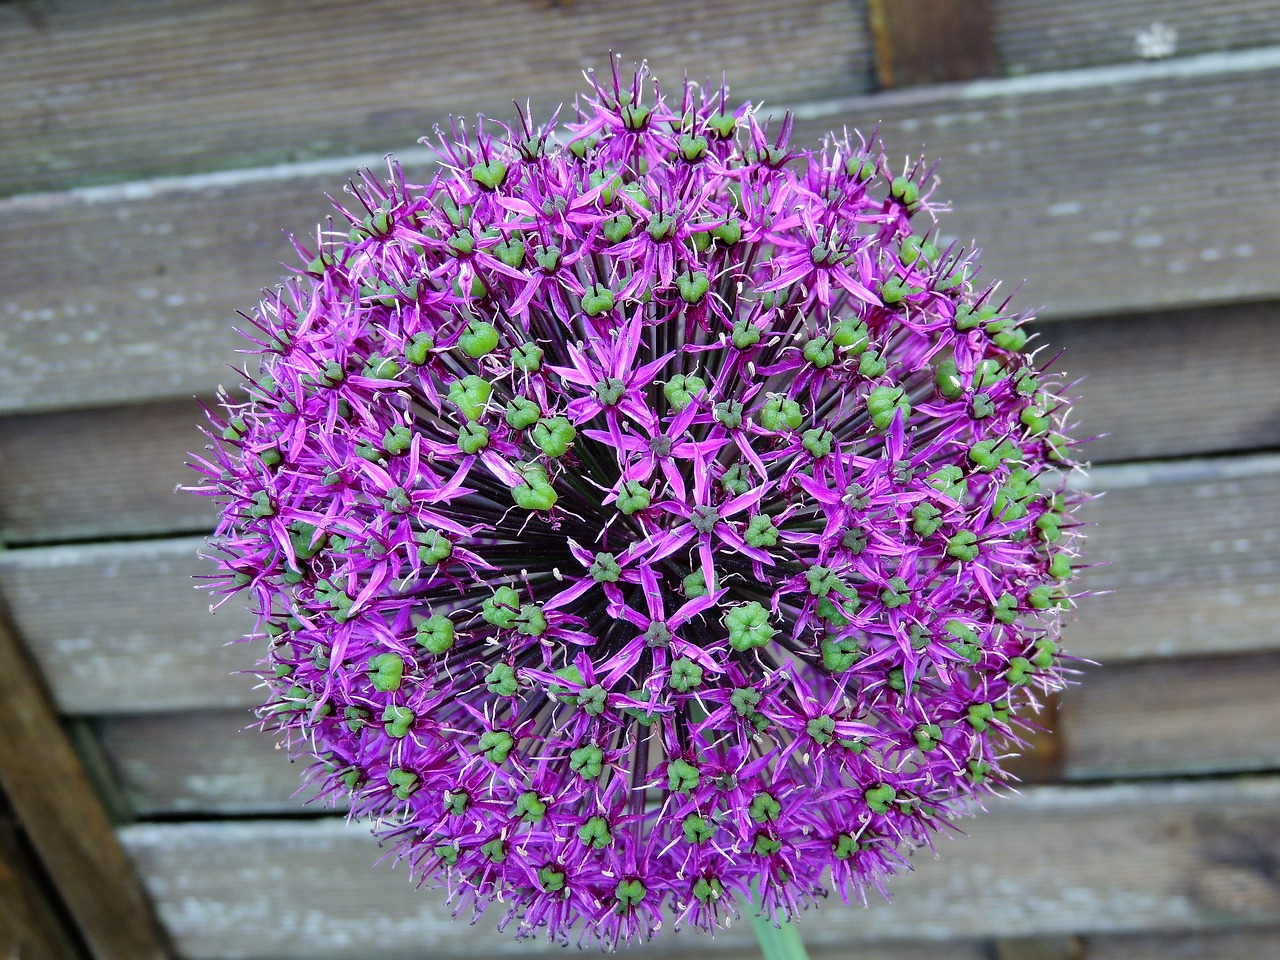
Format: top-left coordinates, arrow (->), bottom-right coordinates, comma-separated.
2,55 -> 1278,414
993,0 -> 1280,75
2,453 -> 1276,714
98,709 -> 327,817
1031,301 -> 1280,464
0,0 -> 871,195
1072,453 -> 1280,661
1081,927 -> 1280,959
1062,653 -> 1280,779
0,397 -> 221,545
96,651 -> 1280,816
0,536 -> 260,714
116,777 -> 1280,957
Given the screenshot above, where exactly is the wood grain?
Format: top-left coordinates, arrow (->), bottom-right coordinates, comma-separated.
1060,653 -> 1280,780
0,614 -> 170,960
1032,301 -> 1280,464
1072,454 -> 1280,662
3,56 -> 1278,414
0,0 -> 870,196
994,0 -> 1280,75
868,0 -> 997,89
4,453 -> 1276,714
0,537 -> 259,714
97,710 -> 332,818
3,298 -> 1275,547
95,650 -> 1280,817
1082,927 -> 1280,958
116,777 -> 1280,957
0,812 -> 82,960
0,397 -> 219,545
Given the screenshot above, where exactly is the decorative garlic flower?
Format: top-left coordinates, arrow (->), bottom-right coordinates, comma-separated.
192,61 -> 1081,946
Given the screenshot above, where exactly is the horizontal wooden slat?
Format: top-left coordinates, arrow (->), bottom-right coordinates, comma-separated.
0,538 -> 258,714
117,777 -> 1280,957
1031,302 -> 1280,464
4,453 -> 1277,714
1060,653 -> 1280,780
635,945 -> 987,960
1082,927 -> 1280,959
806,946 -> 985,960
3,53 -> 1278,414
1072,454 -> 1280,662
994,0 -> 1280,75
98,710 -> 328,817
0,398 -> 218,545
96,650 -> 1280,816
0,0 -> 871,196
4,298 -> 1275,546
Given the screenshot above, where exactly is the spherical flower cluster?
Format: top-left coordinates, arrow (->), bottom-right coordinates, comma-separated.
192,62 -> 1082,945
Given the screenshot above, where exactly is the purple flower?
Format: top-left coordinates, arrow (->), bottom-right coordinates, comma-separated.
190,60 -> 1083,946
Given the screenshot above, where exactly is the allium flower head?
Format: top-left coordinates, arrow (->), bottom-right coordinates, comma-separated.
192,61 -> 1082,945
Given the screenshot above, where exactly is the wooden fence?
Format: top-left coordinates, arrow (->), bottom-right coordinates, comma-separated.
1,1 -> 1278,958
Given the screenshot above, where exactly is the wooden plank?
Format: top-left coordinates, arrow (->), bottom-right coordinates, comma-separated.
5,298 -> 1275,547
1071,454 -> 1280,662
4,452 -> 1277,714
0,0 -> 871,196
994,0 -> 1280,75
613,945 -> 986,960
96,710 -> 333,818
1082,927 -> 1280,958
116,777 -> 1280,957
821,49 -> 1280,324
1031,301 -> 1280,464
817,946 -> 986,960
0,537 -> 259,714
611,943 -> 987,960
95,651 -> 1280,817
0,812 -> 82,960
0,614 -> 171,960
868,0 -> 997,88
0,398 -> 218,545
1060,653 -> 1280,780
3,54 -> 1277,414
992,940 -> 1082,960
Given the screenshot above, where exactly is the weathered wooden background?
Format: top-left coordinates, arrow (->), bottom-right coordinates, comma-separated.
2,1 -> 1279,958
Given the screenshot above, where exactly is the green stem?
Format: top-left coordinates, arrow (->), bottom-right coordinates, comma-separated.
748,883 -> 811,960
